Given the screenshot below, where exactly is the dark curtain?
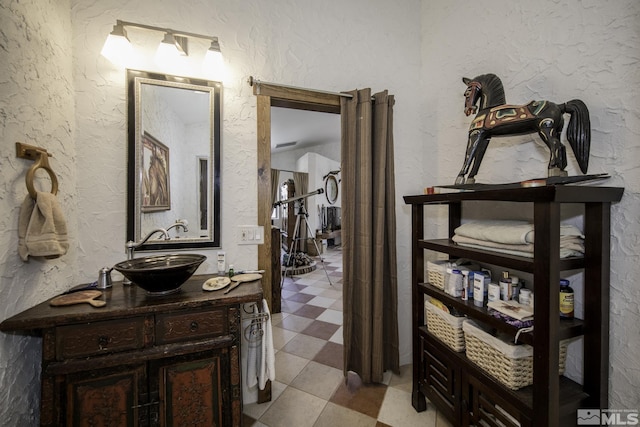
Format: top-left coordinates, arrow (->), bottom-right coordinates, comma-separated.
341,88 -> 400,383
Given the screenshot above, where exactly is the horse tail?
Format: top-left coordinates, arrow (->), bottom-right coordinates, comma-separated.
563,99 -> 591,173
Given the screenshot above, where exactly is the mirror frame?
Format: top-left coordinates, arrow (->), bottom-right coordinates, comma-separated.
126,69 -> 222,250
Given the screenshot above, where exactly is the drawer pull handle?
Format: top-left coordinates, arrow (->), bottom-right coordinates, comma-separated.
190,321 -> 199,331
98,335 -> 109,347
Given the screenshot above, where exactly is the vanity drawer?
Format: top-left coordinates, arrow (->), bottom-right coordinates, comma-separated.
56,318 -> 145,360
155,308 -> 227,344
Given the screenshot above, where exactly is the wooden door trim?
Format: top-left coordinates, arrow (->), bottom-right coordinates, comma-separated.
255,85 -> 341,312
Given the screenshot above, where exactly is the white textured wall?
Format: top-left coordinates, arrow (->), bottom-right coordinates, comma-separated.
421,0 -> 640,409
0,0 -> 76,425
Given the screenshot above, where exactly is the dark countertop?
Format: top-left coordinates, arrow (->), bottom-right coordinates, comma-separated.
0,274 -> 263,332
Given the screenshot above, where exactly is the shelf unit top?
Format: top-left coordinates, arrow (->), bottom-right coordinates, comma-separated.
403,184 -> 624,205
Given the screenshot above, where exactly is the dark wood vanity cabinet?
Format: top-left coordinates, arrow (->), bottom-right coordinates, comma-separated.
1,276 -> 263,427
404,185 -> 623,427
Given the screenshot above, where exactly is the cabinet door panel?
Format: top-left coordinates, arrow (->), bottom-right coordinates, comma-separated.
152,349 -> 229,427
66,364 -> 147,427
422,335 -> 461,424
466,374 -> 531,427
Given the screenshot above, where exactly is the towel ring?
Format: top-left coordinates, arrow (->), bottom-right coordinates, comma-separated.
25,152 -> 59,200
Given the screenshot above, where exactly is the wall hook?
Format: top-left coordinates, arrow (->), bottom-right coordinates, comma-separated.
16,142 -> 59,199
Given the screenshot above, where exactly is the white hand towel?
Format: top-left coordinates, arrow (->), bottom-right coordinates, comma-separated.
245,321 -> 259,388
258,299 -> 275,390
18,192 -> 69,261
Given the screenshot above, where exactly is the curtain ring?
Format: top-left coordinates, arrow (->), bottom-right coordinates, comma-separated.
25,154 -> 59,200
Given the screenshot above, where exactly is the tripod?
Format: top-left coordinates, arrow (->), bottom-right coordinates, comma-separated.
282,200 -> 332,287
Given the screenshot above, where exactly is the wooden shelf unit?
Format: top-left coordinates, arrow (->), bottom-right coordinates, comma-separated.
404,185 -> 623,427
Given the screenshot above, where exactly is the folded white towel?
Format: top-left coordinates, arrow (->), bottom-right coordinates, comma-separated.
454,241 -> 584,259
454,220 -> 534,244
452,234 -> 585,255
259,299 -> 275,390
18,192 -> 69,261
454,220 -> 584,245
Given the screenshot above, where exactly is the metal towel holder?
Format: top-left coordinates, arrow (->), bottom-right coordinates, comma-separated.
16,142 -> 59,200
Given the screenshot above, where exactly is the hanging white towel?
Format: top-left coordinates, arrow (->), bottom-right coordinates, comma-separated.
18,192 -> 69,261
245,321 -> 259,388
258,299 -> 275,390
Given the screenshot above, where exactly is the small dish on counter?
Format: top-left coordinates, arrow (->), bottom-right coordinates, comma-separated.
202,276 -> 231,291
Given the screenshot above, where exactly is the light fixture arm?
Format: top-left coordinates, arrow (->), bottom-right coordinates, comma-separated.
115,19 -> 219,44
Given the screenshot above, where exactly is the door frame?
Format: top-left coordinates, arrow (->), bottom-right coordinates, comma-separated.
254,82 -> 341,311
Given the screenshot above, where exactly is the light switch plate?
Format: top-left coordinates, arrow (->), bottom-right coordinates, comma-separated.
238,226 -> 264,245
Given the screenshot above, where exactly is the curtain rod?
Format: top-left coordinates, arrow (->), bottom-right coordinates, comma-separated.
274,168 -> 305,174
247,76 -> 354,99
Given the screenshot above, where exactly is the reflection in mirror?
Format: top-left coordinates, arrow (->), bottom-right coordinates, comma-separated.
127,69 -> 221,250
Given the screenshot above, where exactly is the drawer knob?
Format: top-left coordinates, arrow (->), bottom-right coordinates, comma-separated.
190,321 -> 199,331
98,335 -> 109,348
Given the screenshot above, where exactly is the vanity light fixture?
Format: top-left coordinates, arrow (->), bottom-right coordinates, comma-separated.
101,20 -> 222,72
203,38 -> 223,70
155,33 -> 188,67
101,22 -> 133,67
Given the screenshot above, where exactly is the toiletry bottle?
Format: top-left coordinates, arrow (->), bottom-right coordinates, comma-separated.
559,279 -> 574,319
461,270 -> 470,301
519,288 -> 532,306
217,251 -> 226,276
473,272 -> 487,307
447,269 -> 463,297
511,276 -> 520,301
499,271 -> 512,301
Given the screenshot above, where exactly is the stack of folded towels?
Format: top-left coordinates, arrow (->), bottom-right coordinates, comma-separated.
452,220 -> 584,258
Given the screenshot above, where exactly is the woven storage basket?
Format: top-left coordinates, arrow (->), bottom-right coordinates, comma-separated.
425,300 -> 466,352
426,260 -> 447,290
462,320 -> 568,390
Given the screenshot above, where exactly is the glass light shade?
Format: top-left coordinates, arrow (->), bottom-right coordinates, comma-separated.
202,39 -> 223,77
203,48 -> 223,70
101,31 -> 133,67
155,33 -> 185,68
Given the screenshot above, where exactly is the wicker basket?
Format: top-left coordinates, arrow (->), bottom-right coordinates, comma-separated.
426,260 -> 447,290
425,300 -> 466,352
462,320 -> 568,390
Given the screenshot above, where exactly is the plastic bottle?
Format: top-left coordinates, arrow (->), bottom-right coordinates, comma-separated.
499,271 -> 512,301
559,279 -> 574,319
511,276 -> 521,301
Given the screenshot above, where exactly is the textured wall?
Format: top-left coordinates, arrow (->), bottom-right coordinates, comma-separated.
421,0 -> 640,409
0,0 -> 76,424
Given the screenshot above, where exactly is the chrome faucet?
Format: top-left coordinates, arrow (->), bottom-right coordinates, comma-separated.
123,228 -> 169,285
166,219 -> 189,234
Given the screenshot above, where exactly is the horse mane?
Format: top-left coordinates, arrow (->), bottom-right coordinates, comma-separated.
474,73 -> 506,107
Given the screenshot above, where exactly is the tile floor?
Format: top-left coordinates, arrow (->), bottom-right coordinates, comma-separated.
243,247 -> 453,427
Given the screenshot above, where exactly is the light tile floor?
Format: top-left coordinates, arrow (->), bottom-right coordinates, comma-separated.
243,247 -> 453,427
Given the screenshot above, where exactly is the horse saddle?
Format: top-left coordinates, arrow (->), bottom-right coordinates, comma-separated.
471,101 -> 547,130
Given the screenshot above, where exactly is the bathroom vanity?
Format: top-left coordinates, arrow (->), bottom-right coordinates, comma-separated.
0,276 -> 262,427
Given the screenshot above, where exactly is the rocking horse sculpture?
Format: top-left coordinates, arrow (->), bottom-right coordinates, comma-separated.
455,73 -> 591,185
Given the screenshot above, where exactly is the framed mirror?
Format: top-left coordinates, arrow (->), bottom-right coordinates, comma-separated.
324,175 -> 339,205
127,69 -> 221,250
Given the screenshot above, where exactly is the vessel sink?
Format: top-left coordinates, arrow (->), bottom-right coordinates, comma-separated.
114,254 -> 206,295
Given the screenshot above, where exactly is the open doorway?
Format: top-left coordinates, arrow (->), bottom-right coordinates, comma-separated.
253,79 -> 345,410
253,81 -> 342,312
